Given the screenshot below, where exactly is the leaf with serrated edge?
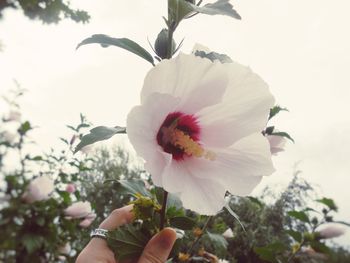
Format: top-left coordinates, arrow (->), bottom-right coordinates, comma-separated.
77,34 -> 155,66
192,0 -> 241,19
107,225 -> 149,261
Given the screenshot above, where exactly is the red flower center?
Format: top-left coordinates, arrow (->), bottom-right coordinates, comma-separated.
157,112 -> 200,160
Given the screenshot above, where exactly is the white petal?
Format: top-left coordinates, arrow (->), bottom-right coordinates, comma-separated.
185,133 -> 274,196
162,160 -> 226,215
267,135 -> 287,155
127,93 -> 179,185
141,53 -> 228,113
197,62 -> 275,147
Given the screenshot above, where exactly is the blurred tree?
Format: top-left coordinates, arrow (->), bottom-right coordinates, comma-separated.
0,0 -> 89,23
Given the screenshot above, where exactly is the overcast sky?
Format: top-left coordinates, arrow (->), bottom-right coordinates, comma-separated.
0,0 -> 349,246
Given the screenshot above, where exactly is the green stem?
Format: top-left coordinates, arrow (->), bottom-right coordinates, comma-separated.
187,216 -> 213,255
160,190 -> 169,230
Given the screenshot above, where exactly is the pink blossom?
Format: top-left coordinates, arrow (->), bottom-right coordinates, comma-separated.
64,201 -> 96,227
22,176 -> 54,203
318,225 -> 346,239
65,184 -> 76,193
64,201 -> 92,219
79,213 -> 96,228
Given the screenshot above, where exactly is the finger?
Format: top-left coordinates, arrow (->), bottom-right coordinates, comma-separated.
99,204 -> 134,230
138,228 -> 177,263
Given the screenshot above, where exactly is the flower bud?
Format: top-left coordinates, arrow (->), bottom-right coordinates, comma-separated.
22,176 -> 54,203
154,29 -> 176,59
317,225 -> 345,239
65,184 -> 76,194
267,134 -> 286,155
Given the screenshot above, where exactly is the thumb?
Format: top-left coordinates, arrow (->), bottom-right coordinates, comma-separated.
138,228 -> 177,263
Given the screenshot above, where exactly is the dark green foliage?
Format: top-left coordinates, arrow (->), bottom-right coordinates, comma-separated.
77,34 -> 155,66
0,0 -> 89,24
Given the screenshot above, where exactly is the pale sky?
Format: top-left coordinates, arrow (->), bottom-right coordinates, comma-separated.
0,0 -> 349,246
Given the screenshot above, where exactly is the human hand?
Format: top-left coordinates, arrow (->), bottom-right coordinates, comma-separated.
76,205 -> 177,263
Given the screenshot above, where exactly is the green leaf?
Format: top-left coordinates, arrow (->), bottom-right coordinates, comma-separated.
206,231 -> 228,250
18,121 -> 32,135
74,126 -> 126,153
287,211 -> 310,223
247,196 -> 264,208
269,105 -> 288,120
286,229 -> 302,243
310,240 -> 330,254
265,126 -> 275,135
22,234 -> 43,253
316,197 -> 338,211
169,216 -> 196,230
254,242 -> 287,263
107,225 -> 149,261
192,0 -> 241,19
113,179 -> 152,198
254,247 -> 276,262
194,50 -> 233,63
77,34 -> 155,66
271,131 -> 295,143
168,0 -> 194,25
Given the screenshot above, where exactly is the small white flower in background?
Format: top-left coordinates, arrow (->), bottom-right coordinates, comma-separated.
58,243 -> 71,255
2,130 -> 17,143
65,184 -> 76,193
318,225 -> 346,239
7,110 -> 21,122
222,228 -> 234,239
64,201 -> 92,218
127,51 -> 275,215
22,176 -> 54,203
267,134 -> 286,155
59,164 -> 78,175
175,228 -> 185,239
218,260 -> 229,263
80,145 -> 93,155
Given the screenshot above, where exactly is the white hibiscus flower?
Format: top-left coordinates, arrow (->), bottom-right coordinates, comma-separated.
127,52 -> 275,215
22,176 -> 54,203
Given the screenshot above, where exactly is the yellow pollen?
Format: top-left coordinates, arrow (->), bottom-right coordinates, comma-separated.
161,126 -> 216,160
